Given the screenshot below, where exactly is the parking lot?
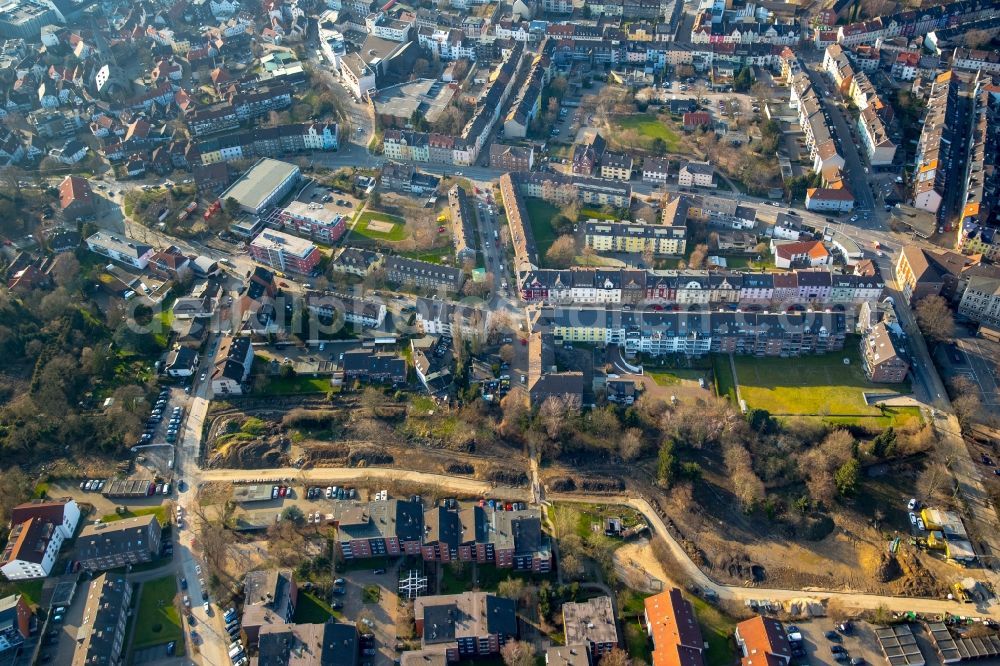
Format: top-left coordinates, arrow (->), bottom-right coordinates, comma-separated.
338,565 -> 402,666
791,619 -> 887,666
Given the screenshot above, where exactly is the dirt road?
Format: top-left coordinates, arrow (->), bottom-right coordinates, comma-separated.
552,493 -> 1000,620
197,462 -> 1000,619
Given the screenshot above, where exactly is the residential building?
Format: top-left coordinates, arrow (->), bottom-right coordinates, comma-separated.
58,175 -> 94,221
771,240 -> 831,269
585,221 -> 687,256
489,144 -> 534,171
330,499 -> 424,560
414,592 -> 517,660
957,74 -> 1000,260
600,152 -> 633,181
219,158 -> 301,216
644,588 -> 705,666
416,298 -> 491,339
384,256 -> 464,292
273,201 -> 348,245
805,187 -> 855,212
242,569 -> 298,645
165,347 -> 200,378
678,161 -> 714,187
958,275 -> 1000,328
71,574 -> 131,666
307,292 -> 386,328
572,134 -> 606,175
340,350 -> 407,385
1,498 -> 80,580
857,106 -> 896,166
331,247 -> 383,276
562,597 -> 619,658
211,335 -> 254,396
0,595 -> 30,653
861,322 -> 908,383
534,307 -> 848,357
734,616 -> 791,666
250,229 -> 322,275
192,162 -> 236,194
258,622 -> 358,666
85,232 -> 153,269
913,71 -> 961,219
448,185 -> 477,263
75,515 -> 161,572
422,505 -> 551,571
895,246 -> 968,303
545,646 -> 591,666
642,157 -> 671,184
682,112 -> 712,131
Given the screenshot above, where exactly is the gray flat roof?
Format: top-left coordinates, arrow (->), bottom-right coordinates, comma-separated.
221,158 -> 298,212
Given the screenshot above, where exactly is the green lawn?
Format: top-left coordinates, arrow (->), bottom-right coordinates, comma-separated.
609,114 -> 683,153
256,375 -> 331,395
624,619 -> 653,663
646,368 -> 708,387
363,584 -> 381,603
523,197 -> 561,264
352,210 -> 407,242
293,591 -> 337,623
731,340 -> 913,424
712,355 -> 737,401
10,580 -> 43,607
579,208 -> 618,221
689,595 -> 736,666
132,576 -> 184,651
399,248 -> 455,265
102,506 -> 169,525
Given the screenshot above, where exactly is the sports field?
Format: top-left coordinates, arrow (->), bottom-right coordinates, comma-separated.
352,211 -> 407,241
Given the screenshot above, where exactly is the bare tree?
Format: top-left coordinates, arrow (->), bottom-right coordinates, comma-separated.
600,648 -> 632,666
501,641 -> 535,666
619,427 -> 644,461
499,344 -> 515,364
546,235 -> 577,268
914,295 -> 955,343
539,396 -> 568,440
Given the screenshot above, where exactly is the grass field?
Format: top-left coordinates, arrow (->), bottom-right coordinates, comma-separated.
609,114 -> 683,153
579,208 -> 618,221
255,375 -> 331,395
132,576 -> 184,651
646,368 -> 708,387
352,211 -> 407,242
293,591 -> 337,623
731,341 -> 915,425
523,197 -> 561,263
689,595 -> 736,666
102,506 -> 169,525
399,248 -> 454,265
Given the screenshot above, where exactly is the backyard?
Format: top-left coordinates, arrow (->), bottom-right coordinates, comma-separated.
606,114 -> 683,153
293,591 -> 337,623
102,505 -> 169,525
729,342 -> 919,427
255,375 -> 332,396
131,575 -> 184,652
523,197 -> 561,264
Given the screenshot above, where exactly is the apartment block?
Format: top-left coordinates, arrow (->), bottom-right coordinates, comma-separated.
584,221 -> 687,256
75,515 -> 161,572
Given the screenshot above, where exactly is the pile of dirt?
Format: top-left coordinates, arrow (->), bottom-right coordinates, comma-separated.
716,553 -> 767,583
302,443 -> 351,465
548,477 -> 577,492
348,447 -> 394,466
889,548 -> 947,597
215,439 -> 287,469
487,467 -> 529,486
579,477 -> 625,493
445,462 -> 475,475
874,553 -> 903,583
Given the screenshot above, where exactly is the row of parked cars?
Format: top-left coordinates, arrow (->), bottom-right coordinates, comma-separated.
224,607 -> 248,665
306,485 -> 357,500
79,479 -> 105,491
